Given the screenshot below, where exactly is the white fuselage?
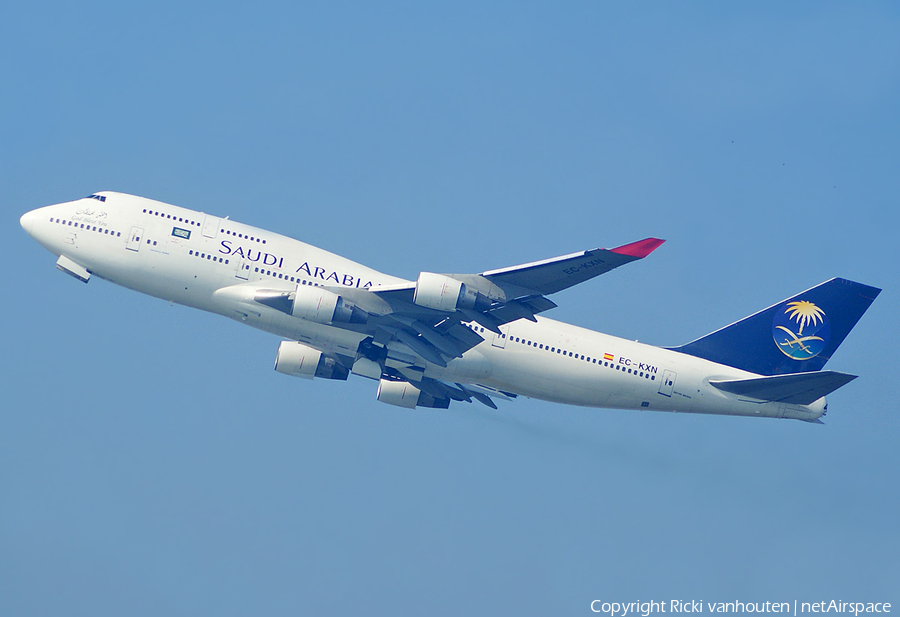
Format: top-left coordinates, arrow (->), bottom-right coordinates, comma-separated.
21,192 -> 825,422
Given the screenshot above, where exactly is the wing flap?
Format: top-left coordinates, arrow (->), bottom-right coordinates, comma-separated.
486,295 -> 558,325
709,371 -> 857,405
440,320 -> 486,350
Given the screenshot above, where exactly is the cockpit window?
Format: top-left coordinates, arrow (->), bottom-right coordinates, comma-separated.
86,194 -> 107,202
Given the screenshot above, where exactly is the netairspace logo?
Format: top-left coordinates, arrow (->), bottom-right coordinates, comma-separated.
591,601 -> 892,617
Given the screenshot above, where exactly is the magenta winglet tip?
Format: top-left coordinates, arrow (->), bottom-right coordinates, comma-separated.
609,238 -> 666,258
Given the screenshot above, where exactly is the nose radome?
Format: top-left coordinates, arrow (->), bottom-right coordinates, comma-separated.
20,209 -> 38,236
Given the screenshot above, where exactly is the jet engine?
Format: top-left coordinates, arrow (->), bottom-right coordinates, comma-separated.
376,378 -> 450,409
274,341 -> 349,381
291,285 -> 348,323
413,272 -> 490,312
255,285 -> 367,325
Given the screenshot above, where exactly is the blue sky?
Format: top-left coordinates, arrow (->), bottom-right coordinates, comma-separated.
2,2 -> 898,615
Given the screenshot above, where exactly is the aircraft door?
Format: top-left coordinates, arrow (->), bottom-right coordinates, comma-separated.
234,259 -> 250,280
126,226 -> 144,252
491,325 -> 509,349
658,370 -> 676,397
202,215 -> 220,239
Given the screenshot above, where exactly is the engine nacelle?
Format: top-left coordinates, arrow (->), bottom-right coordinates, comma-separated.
375,379 -> 450,409
274,341 -> 349,381
376,379 -> 420,408
413,272 -> 489,312
292,285 -> 350,324
255,285 -> 367,325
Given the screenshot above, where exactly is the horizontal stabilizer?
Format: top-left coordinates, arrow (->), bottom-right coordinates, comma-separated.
709,371 -> 857,405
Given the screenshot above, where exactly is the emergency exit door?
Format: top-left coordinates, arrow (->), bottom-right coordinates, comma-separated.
234,259 -> 250,280
492,325 -> 509,349
202,215 -> 220,239
658,370 -> 676,397
126,226 -> 144,252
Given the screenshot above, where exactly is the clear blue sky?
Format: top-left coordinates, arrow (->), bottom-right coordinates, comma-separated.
2,2 -> 898,615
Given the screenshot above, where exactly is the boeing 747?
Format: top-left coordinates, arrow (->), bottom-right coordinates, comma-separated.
20,192 -> 880,422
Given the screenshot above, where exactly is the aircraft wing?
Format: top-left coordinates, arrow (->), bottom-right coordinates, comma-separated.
480,237 -> 665,296
369,237 -> 664,300
352,237 -> 664,367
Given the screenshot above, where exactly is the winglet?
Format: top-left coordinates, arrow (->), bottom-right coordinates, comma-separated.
609,238 -> 665,259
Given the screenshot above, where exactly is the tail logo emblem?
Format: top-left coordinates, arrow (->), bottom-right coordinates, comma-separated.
772,300 -> 831,360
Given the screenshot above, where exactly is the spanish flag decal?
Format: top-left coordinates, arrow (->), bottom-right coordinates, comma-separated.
603,353 -> 614,361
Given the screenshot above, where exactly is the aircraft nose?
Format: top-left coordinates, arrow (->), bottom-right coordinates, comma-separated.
20,209 -> 38,237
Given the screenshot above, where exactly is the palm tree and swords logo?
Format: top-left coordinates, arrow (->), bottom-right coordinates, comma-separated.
771,300 -> 831,360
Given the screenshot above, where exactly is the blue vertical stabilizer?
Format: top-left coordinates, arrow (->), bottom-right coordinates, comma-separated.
670,278 -> 880,376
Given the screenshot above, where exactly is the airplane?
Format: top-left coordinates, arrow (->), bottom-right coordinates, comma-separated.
20,191 -> 881,423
